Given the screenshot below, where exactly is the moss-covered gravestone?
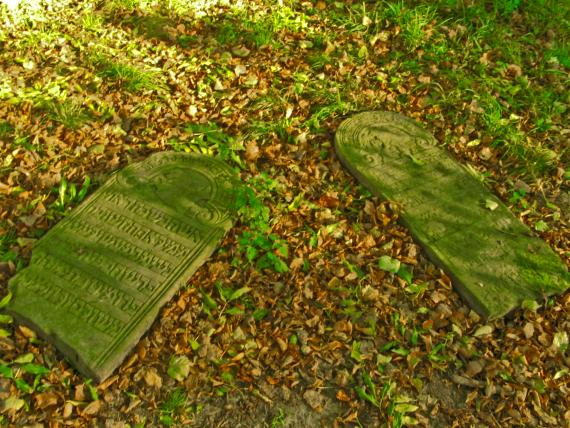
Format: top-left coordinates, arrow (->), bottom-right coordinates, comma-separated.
335,111 -> 569,319
6,152 -> 237,381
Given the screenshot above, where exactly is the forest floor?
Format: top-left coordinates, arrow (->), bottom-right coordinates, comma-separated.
0,0 -> 569,426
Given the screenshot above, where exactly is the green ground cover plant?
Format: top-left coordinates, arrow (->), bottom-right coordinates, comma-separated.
0,0 -> 568,426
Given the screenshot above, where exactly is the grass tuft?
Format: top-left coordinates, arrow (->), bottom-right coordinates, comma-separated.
98,62 -> 167,93
45,99 -> 90,129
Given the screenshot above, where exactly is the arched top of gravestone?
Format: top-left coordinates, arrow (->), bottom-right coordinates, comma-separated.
7,152 -> 238,381
336,110 -> 438,152
80,151 -> 235,230
335,111 -> 569,319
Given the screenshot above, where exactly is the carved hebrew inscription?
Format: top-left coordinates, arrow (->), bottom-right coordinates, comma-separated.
335,111 -> 569,319
6,152 -> 237,381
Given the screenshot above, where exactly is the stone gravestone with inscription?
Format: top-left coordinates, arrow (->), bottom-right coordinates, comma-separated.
6,152 -> 237,381
336,111 -> 570,319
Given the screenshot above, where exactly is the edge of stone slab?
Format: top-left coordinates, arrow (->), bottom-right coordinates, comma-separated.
7,230 -> 228,382
5,309 -> 105,381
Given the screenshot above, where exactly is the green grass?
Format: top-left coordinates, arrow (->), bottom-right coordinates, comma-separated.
386,2 -> 438,51
271,408 -> 286,427
97,62 -> 167,93
245,19 -> 274,48
376,0 -> 570,177
242,4 -> 309,47
81,11 -> 104,32
159,387 -> 188,426
0,228 -> 17,262
15,23 -> 62,52
215,21 -> 241,45
247,117 -> 298,144
0,121 -> 13,138
328,2 -> 381,35
306,96 -> 353,131
103,0 -> 139,14
167,122 -> 243,166
45,99 -> 91,129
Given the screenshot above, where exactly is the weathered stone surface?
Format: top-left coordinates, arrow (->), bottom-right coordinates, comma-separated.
6,152 -> 237,381
335,111 -> 569,319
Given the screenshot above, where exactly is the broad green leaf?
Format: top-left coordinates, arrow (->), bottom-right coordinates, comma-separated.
406,283 -> 427,295
392,347 -> 410,356
362,372 -> 376,396
221,371 -> 234,383
378,255 -> 400,274
532,378 -> 546,394
355,386 -> 378,407
69,183 -> 77,201
467,139 -> 481,147
534,220 -> 549,232
159,415 -> 174,426
397,265 -> 413,284
380,340 -> 398,352
188,339 -> 200,351
402,415 -> 420,425
350,341 -> 362,362
21,363 -> 49,376
410,328 -> 419,345
287,193 -> 305,211
167,356 -> 191,382
15,378 -> 33,393
3,154 -> 13,167
85,379 -> 98,401
58,177 -> 68,207
274,242 -> 288,258
0,328 -> 10,338
226,307 -> 244,316
90,144 -> 105,154
309,234 -> 318,248
3,396 -> 25,411
0,292 -> 12,309
376,354 -> 392,366
245,246 -> 257,262
13,353 -> 34,364
394,403 -> 419,414
228,287 -> 251,302
270,255 -> 289,273
215,283 -> 233,302
252,308 -> 269,321
0,365 -> 13,379
201,291 -> 218,311
77,176 -> 91,201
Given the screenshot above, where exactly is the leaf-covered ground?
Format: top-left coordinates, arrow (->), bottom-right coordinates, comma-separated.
0,0 -> 569,426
